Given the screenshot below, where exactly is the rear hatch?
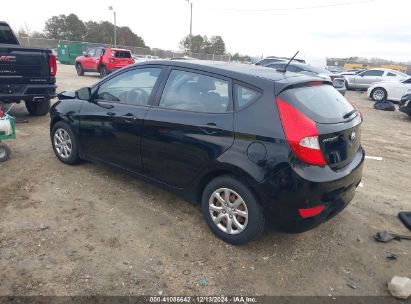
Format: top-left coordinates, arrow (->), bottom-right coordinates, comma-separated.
0,45 -> 50,82
278,82 -> 362,170
111,49 -> 133,67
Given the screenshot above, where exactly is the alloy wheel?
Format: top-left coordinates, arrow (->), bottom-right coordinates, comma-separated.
54,128 -> 72,159
209,188 -> 249,235
373,89 -> 385,101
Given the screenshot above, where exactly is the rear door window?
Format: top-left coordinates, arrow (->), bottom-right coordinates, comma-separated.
159,70 -> 229,113
94,48 -> 103,57
279,84 -> 355,124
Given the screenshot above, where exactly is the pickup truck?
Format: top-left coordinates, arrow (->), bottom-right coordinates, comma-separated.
0,21 -> 57,115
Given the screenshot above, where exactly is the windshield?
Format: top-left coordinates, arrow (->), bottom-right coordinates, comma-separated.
113,51 -> 131,58
0,25 -> 19,44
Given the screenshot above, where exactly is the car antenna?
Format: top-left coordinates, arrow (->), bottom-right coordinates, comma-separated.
280,51 -> 299,73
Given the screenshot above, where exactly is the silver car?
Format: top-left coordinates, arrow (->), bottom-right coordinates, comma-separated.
344,68 -> 407,90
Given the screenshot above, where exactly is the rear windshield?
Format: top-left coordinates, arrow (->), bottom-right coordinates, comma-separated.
113,51 -> 131,58
279,84 -> 355,124
0,25 -> 19,44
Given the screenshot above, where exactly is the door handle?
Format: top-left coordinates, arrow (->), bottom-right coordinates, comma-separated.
122,113 -> 137,123
107,112 -> 116,116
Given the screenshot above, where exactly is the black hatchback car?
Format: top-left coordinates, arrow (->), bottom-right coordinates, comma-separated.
50,60 -> 364,245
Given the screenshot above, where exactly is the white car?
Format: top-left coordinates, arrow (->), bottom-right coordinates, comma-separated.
367,77 -> 411,102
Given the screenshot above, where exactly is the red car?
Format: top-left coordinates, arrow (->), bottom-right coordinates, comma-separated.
75,47 -> 134,77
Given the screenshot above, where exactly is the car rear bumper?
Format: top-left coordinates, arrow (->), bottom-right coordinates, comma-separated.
0,84 -> 57,103
257,148 -> 365,233
106,63 -> 131,72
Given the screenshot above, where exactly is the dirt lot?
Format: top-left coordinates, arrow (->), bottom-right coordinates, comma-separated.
0,64 -> 410,296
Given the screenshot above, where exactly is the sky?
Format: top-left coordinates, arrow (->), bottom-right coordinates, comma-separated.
2,0 -> 411,62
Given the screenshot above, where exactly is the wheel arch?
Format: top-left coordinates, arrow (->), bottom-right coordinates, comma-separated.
194,165 -> 262,206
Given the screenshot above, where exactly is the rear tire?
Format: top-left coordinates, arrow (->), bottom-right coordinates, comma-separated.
76,63 -> 84,76
0,143 -> 11,162
51,121 -> 80,165
25,99 -> 50,116
371,87 -> 387,102
99,66 -> 108,78
201,175 -> 265,245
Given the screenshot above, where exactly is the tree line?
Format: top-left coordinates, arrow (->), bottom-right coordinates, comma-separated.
41,14 -> 147,47
180,35 -> 226,55
16,13 -> 253,60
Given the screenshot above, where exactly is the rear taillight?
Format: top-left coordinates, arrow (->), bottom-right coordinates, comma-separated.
49,54 -> 57,76
276,97 -> 326,166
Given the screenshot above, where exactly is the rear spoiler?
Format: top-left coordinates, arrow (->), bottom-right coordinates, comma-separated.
275,79 -> 332,96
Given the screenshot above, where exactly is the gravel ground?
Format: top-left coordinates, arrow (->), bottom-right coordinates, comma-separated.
0,64 -> 410,296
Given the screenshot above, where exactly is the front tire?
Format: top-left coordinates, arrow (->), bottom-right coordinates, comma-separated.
25,99 -> 51,116
371,87 -> 387,102
0,143 -> 11,162
201,175 -> 265,245
76,63 -> 84,76
51,121 -> 79,165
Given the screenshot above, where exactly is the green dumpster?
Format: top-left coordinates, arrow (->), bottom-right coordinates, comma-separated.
57,41 -> 87,65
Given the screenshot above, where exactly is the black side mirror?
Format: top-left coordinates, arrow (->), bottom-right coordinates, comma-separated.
57,91 -> 76,100
83,52 -> 89,57
76,87 -> 91,101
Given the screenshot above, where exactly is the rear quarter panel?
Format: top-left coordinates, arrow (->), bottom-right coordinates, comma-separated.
219,78 -> 290,184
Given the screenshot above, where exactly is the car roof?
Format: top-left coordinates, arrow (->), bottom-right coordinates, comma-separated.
366,68 -> 401,72
138,59 -> 291,82
130,59 -> 328,93
109,48 -> 131,52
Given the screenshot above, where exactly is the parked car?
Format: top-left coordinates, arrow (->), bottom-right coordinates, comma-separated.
399,90 -> 411,116
344,68 -> 408,90
50,60 -> 364,245
0,21 -> 57,116
367,77 -> 411,102
75,47 -> 134,78
254,56 -> 306,66
132,54 -> 160,62
336,68 -> 368,77
265,61 -> 346,95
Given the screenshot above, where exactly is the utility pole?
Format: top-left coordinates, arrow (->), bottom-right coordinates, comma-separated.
186,0 -> 193,53
109,6 -> 117,47
24,22 -> 31,46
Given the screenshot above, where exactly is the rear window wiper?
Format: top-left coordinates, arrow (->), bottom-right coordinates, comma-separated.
343,109 -> 357,119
